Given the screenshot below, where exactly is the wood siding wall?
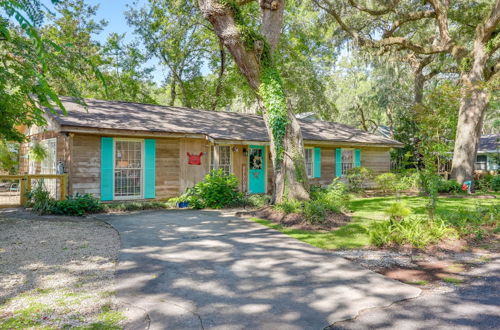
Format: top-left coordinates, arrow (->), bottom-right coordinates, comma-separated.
179,138 -> 210,194
70,135 -> 100,197
156,138 -> 181,198
19,130 -> 393,199
18,131 -> 70,176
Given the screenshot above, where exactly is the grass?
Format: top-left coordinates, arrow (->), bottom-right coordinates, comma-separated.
405,280 -> 429,286
252,195 -> 499,250
442,277 -> 465,284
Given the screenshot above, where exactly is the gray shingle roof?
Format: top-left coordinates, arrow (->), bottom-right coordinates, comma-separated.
50,97 -> 402,146
478,134 -> 499,152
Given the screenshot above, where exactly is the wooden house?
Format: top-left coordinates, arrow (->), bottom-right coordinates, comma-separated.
19,98 -> 402,201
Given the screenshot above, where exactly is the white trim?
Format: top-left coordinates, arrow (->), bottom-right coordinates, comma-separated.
304,147 -> 315,178
210,144 -> 233,175
112,138 -> 145,200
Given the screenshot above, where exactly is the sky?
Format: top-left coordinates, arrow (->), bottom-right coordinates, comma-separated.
43,0 -> 166,83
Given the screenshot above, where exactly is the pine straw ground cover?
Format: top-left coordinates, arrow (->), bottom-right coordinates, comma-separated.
0,217 -> 123,329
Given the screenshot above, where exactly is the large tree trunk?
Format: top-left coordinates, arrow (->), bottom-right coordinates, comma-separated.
198,0 -> 309,202
450,74 -> 489,183
450,1 -> 499,183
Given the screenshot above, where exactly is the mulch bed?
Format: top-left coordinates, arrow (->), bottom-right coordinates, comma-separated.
240,206 -> 352,231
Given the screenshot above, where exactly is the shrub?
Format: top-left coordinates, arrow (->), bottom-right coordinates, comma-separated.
384,201 -> 412,222
181,169 -> 244,209
313,179 -> 350,213
396,171 -> 420,192
438,203 -> 499,238
303,200 -> 326,224
274,199 -> 302,214
27,183 -> 104,216
492,175 -> 500,192
375,173 -> 398,194
436,179 -> 462,193
476,174 -> 493,191
26,181 -> 54,215
51,193 -> 103,216
104,201 -> 169,212
369,216 -> 456,249
244,194 -> 272,208
345,167 -> 373,192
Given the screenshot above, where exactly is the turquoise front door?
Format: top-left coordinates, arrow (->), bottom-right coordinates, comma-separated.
248,145 -> 265,194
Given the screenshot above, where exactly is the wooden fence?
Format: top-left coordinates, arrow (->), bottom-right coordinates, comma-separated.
0,174 -> 67,208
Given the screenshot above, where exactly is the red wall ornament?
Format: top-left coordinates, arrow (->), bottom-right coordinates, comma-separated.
187,152 -> 203,165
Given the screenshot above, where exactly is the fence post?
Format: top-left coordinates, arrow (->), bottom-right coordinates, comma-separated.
19,176 -> 28,206
60,174 -> 67,200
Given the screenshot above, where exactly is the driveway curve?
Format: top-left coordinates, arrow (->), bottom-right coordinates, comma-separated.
99,210 -> 420,329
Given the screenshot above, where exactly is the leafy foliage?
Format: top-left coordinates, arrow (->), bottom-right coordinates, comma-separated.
369,216 -> 456,249
436,179 -> 462,194
179,169 -> 244,209
26,180 -> 53,214
492,175 -> 500,192
375,173 -> 399,194
345,166 -> 373,192
50,193 -> 103,216
27,182 -> 103,216
28,141 -> 47,162
273,179 -> 350,223
0,141 -> 18,173
384,201 -> 412,222
274,198 -> 302,214
259,66 -> 289,165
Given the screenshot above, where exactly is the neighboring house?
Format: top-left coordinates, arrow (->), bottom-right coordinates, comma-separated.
18,97 -> 402,201
475,134 -> 499,172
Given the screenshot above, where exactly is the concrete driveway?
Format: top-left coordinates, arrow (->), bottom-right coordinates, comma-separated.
100,210 -> 420,329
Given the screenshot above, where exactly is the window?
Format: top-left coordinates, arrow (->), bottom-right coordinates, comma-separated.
304,148 -> 314,178
341,149 -> 354,175
40,138 -> 58,198
114,140 -> 143,199
210,145 -> 232,175
475,155 -> 487,171
41,138 -> 56,175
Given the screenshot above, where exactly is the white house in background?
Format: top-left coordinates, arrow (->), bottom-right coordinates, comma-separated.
475,134 -> 499,172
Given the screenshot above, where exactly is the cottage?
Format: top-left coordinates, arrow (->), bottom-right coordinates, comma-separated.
475,134 -> 499,172
18,97 -> 402,201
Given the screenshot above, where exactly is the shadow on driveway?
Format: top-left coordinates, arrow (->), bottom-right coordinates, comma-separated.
99,210 -> 420,329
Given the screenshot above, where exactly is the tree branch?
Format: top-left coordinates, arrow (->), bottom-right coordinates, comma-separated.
313,0 -> 451,55
383,10 -> 435,38
260,0 -> 285,52
347,0 -> 398,16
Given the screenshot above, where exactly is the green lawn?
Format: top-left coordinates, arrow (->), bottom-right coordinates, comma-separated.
252,194 -> 499,250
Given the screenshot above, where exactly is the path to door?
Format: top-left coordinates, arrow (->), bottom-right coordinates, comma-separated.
100,210 -> 420,329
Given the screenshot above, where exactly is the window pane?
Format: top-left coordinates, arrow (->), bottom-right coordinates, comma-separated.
305,149 -> 313,177
115,141 -> 142,197
250,148 -> 263,170
342,149 -> 354,175
219,146 -> 231,175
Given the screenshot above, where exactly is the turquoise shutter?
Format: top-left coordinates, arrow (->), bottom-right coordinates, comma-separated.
144,139 -> 156,199
354,149 -> 361,167
313,147 -> 321,178
101,137 -> 114,201
335,148 -> 342,177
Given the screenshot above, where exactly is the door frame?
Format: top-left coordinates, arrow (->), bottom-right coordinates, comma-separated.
247,145 -> 267,194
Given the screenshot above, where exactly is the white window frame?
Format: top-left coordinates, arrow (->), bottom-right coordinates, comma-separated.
341,148 -> 355,175
113,138 -> 144,200
40,138 -> 57,174
304,147 -> 314,178
210,145 -> 233,175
